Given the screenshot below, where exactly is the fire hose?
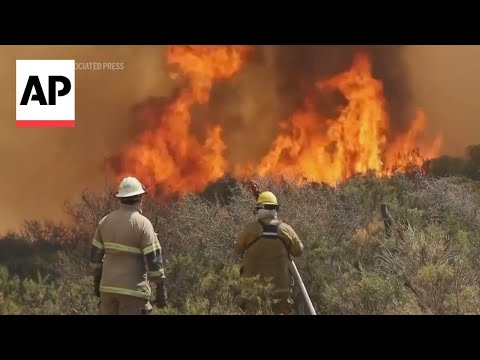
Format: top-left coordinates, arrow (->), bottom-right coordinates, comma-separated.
289,260 -> 316,315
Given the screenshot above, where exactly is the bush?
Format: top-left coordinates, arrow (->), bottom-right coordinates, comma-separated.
1,173 -> 480,314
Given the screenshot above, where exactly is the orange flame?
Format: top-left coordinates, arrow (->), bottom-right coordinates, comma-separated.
384,109 -> 443,174
110,47 -> 442,196
110,45 -> 253,196
234,52 -> 442,185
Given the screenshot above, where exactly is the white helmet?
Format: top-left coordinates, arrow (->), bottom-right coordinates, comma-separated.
115,177 -> 147,198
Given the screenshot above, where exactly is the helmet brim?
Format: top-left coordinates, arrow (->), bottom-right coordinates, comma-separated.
115,189 -> 146,198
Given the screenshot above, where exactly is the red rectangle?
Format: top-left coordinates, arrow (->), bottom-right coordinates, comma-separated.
16,120 -> 75,128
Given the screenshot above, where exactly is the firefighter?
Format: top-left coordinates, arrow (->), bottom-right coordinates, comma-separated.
90,176 -> 167,315
234,191 -> 304,314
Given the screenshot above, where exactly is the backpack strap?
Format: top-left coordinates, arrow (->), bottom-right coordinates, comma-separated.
245,220 -> 291,253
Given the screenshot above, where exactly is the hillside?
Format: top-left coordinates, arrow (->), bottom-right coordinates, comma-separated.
1,166 -> 480,315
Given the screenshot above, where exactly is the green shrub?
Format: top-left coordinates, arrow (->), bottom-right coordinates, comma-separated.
2,174 -> 480,314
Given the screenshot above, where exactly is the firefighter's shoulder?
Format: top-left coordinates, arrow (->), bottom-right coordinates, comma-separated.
98,214 -> 110,225
98,208 -> 124,224
131,211 -> 155,229
277,221 -> 298,238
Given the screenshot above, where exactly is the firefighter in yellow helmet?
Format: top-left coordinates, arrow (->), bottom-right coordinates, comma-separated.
234,190 -> 304,314
90,176 -> 167,315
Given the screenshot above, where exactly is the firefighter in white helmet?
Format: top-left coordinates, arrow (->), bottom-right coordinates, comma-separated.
90,176 -> 167,315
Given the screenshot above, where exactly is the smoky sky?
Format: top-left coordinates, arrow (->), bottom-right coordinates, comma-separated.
403,45 -> 480,156
0,45 -> 173,233
207,45 -> 416,165
269,45 -> 415,134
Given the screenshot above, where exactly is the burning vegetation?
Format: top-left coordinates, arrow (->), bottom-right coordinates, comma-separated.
108,45 -> 443,197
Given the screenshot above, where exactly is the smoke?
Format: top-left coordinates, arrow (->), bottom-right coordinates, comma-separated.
207,45 -> 417,165
403,45 -> 480,156
0,45 -> 174,233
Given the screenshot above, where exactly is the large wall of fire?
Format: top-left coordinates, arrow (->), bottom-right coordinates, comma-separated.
108,45 -> 442,197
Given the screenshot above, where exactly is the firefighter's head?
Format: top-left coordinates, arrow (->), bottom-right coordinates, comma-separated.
115,176 -> 147,205
255,191 -> 279,213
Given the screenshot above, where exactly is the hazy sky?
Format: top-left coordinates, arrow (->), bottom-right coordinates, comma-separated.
403,45 -> 480,156
0,46 -> 173,232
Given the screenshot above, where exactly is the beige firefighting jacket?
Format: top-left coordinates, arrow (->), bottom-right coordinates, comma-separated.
234,213 -> 304,296
90,204 -> 165,300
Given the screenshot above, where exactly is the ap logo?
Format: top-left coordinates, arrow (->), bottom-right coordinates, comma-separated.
16,60 -> 75,128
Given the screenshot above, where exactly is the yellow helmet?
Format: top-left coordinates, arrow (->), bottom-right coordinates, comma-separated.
256,191 -> 278,206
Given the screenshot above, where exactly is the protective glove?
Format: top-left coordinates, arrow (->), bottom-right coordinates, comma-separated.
93,274 -> 101,298
155,278 -> 167,308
